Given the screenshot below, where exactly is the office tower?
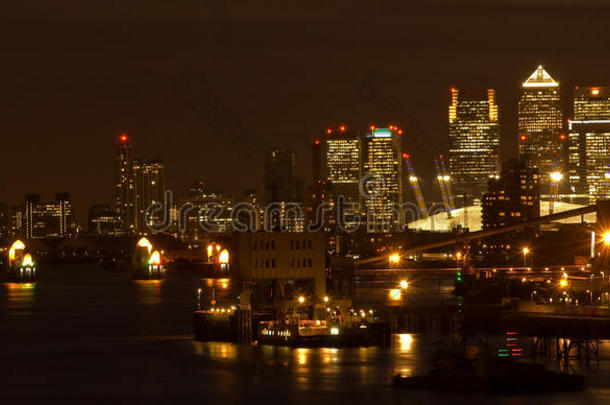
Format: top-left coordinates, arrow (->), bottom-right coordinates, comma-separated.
23,193 -> 75,239
134,160 -> 166,232
518,65 -> 563,188
364,127 -> 403,233
574,86 -> 610,120
115,134 -> 136,232
88,204 -> 123,236
568,88 -> 610,203
482,160 -> 540,264
448,88 -> 500,205
264,149 -> 305,232
323,126 -> 363,230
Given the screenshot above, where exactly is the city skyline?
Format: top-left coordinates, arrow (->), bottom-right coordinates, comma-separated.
3,1 -> 610,223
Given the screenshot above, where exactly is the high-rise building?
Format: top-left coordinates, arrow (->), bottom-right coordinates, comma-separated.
482,159 -> 540,264
322,126 -> 363,230
568,87 -> 610,203
518,65 -> 563,188
88,204 -> 123,236
364,127 -> 403,233
115,134 -> 136,233
23,193 -> 75,239
448,88 -> 500,205
134,160 -> 166,232
568,120 -> 610,203
0,202 -> 9,238
574,86 -> 610,120
264,149 -> 305,232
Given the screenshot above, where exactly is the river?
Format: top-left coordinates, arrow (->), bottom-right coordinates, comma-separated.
1,264 -> 610,403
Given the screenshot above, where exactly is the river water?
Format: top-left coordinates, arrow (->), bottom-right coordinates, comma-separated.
2,264 -> 610,403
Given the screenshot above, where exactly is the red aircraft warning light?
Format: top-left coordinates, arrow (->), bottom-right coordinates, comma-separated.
120,134 -> 128,142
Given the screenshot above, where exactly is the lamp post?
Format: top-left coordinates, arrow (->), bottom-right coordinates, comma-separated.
522,247 -> 530,268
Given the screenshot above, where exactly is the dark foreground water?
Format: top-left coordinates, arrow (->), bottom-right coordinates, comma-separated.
2,265 -> 610,404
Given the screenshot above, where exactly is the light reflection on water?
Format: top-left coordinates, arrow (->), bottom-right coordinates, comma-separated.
133,279 -> 163,305
3,283 -> 36,315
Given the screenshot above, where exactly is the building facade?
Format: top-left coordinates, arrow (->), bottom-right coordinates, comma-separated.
134,160 -> 166,233
88,204 -> 123,236
322,126 -> 363,231
364,128 -> 403,233
264,149 -> 305,232
115,134 -> 136,233
518,66 -> 563,189
24,193 -> 75,239
448,88 -> 500,205
481,160 -> 540,264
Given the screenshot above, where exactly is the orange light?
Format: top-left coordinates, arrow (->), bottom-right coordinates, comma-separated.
520,135 -> 527,141
120,134 -> 128,142
592,88 -> 600,96
370,125 -> 375,131
326,128 -> 332,134
402,153 -> 410,159
218,249 -> 229,265
314,140 -> 320,145
398,130 -> 403,135
339,125 -> 346,132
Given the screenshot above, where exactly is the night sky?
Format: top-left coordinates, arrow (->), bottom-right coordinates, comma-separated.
2,0 -> 610,223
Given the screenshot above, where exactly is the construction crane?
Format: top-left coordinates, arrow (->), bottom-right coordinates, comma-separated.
439,155 -> 456,209
434,157 -> 451,212
403,153 -> 428,219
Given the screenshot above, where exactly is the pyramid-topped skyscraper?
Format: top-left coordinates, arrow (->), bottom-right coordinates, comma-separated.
518,65 -> 563,195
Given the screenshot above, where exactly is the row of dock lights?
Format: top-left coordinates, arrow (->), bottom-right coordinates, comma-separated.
209,306 -> 237,315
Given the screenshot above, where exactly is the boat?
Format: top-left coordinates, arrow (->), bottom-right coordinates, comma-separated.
393,351 -> 584,394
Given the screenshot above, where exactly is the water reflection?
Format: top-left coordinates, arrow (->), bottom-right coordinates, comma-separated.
133,280 -> 162,305
3,282 -> 36,315
396,333 -> 413,352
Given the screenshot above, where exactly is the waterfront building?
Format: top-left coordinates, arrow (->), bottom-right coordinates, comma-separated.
233,232 -> 326,303
363,127 -> 403,233
518,65 -> 563,189
448,88 -> 500,205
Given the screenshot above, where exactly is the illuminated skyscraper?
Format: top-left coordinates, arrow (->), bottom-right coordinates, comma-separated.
568,87 -> 610,203
115,134 -> 135,233
323,126 -> 363,230
518,65 -> 563,187
364,127 -> 403,233
448,88 -> 499,205
134,160 -> 166,232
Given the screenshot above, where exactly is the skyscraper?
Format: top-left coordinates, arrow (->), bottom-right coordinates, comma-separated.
448,88 -> 500,205
23,193 -> 75,239
364,127 -> 403,233
568,87 -> 610,203
115,134 -> 135,233
264,149 -> 305,232
323,126 -> 363,230
134,160 -> 166,232
518,65 -> 563,187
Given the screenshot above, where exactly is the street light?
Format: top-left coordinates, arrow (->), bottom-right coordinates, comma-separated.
389,253 -> 401,267
603,232 -> 610,246
323,296 -> 329,303
522,247 -> 530,267
399,280 -> 409,290
298,296 -> 305,304
550,171 -> 563,183
388,289 -> 402,301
